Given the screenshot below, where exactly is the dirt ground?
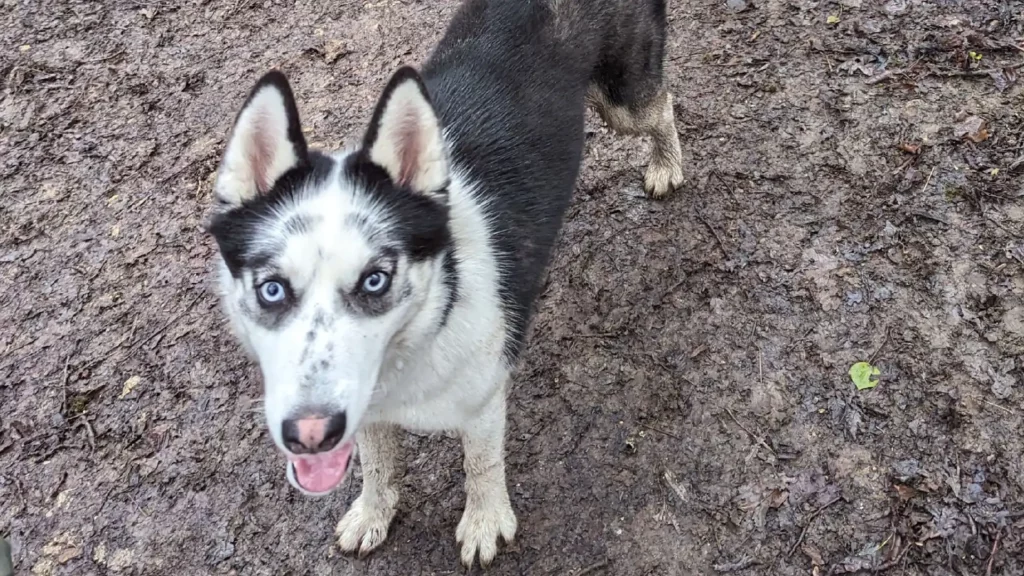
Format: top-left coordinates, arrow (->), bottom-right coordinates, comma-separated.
2,0 -> 1024,574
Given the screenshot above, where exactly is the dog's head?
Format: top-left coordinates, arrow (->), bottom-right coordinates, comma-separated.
208,68 -> 453,495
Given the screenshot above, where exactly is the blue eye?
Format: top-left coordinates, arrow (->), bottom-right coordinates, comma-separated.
360,271 -> 390,295
258,280 -> 287,304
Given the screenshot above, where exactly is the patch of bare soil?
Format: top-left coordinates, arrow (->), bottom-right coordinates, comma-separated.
2,0 -> 1023,574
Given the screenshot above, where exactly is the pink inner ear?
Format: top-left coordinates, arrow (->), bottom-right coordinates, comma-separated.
396,108 -> 422,187
247,114 -> 274,193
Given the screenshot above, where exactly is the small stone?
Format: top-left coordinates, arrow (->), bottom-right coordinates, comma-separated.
883,0 -> 907,14
726,0 -> 749,12
991,372 -> 1015,400
873,286 -> 892,301
0,537 -> 13,576
892,459 -> 920,481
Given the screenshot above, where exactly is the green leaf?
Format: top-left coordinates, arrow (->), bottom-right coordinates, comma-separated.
826,14 -> 841,24
849,362 -> 881,390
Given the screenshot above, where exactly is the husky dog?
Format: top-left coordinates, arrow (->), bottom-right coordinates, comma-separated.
208,0 -> 683,567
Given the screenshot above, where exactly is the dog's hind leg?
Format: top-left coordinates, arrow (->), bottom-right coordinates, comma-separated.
456,387 -> 517,567
588,86 -> 684,198
587,0 -> 684,198
336,423 -> 403,557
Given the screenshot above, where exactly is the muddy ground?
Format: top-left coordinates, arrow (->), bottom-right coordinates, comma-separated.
2,0 -> 1024,574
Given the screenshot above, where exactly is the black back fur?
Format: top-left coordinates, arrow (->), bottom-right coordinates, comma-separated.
422,0 -> 668,360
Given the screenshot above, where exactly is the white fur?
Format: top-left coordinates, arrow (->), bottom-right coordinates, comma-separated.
214,66 -> 519,565
215,162 -> 517,566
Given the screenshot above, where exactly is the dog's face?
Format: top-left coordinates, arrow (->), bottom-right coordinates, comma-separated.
209,69 -> 453,495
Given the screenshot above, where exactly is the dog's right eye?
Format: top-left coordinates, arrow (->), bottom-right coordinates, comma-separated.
257,280 -> 288,305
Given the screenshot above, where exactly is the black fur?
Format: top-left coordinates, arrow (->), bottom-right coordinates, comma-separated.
342,156 -> 451,262
421,0 -> 668,360
209,151 -> 335,276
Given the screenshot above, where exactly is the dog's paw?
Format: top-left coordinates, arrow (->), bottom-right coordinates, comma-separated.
456,497 -> 517,568
336,494 -> 398,558
643,159 -> 684,199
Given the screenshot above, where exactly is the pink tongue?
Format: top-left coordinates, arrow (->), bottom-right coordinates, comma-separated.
292,443 -> 353,493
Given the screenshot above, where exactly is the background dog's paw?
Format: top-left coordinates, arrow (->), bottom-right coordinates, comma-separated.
643,160 -> 684,199
455,499 -> 517,568
335,495 -> 397,557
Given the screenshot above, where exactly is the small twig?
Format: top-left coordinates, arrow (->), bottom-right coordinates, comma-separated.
787,496 -> 843,557
59,357 -> 71,415
724,408 -> 775,456
74,416 -> 96,452
981,399 -> 1015,414
573,559 -> 609,576
919,166 -> 936,194
867,327 -> 891,364
567,331 -> 619,340
640,423 -> 683,441
930,62 -> 1023,78
786,326 -> 815,351
869,541 -> 911,573
697,212 -> 730,256
95,482 -> 119,514
985,528 -> 1002,576
985,215 -> 1021,239
866,69 -> 900,85
713,556 -> 756,573
907,210 -> 950,225
113,293 -> 203,368
81,49 -> 126,64
663,470 -> 688,505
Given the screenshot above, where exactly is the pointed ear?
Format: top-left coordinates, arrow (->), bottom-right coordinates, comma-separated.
361,67 -> 448,194
215,70 -> 308,208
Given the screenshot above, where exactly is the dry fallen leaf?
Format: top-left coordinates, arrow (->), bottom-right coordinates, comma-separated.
894,483 -> 919,501
955,115 -> 990,143
989,67 -> 1018,93
802,543 -> 826,566
120,375 -> 141,399
768,488 -> 789,508
967,128 -> 990,143
323,39 -> 349,64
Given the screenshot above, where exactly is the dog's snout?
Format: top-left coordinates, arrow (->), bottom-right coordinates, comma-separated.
282,412 -> 347,454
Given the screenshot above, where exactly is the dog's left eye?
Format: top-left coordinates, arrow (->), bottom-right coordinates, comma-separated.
360,271 -> 391,295
257,280 -> 288,305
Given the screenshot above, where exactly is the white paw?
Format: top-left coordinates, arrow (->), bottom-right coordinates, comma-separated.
644,159 -> 684,199
456,497 -> 517,568
335,493 -> 398,558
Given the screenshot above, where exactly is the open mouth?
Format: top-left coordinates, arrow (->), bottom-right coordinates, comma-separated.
285,440 -> 356,495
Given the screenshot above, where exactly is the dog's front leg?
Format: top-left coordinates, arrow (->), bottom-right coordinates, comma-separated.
456,390 -> 517,567
336,423 -> 402,557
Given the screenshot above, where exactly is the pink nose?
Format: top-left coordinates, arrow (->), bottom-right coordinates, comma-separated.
281,412 -> 347,454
